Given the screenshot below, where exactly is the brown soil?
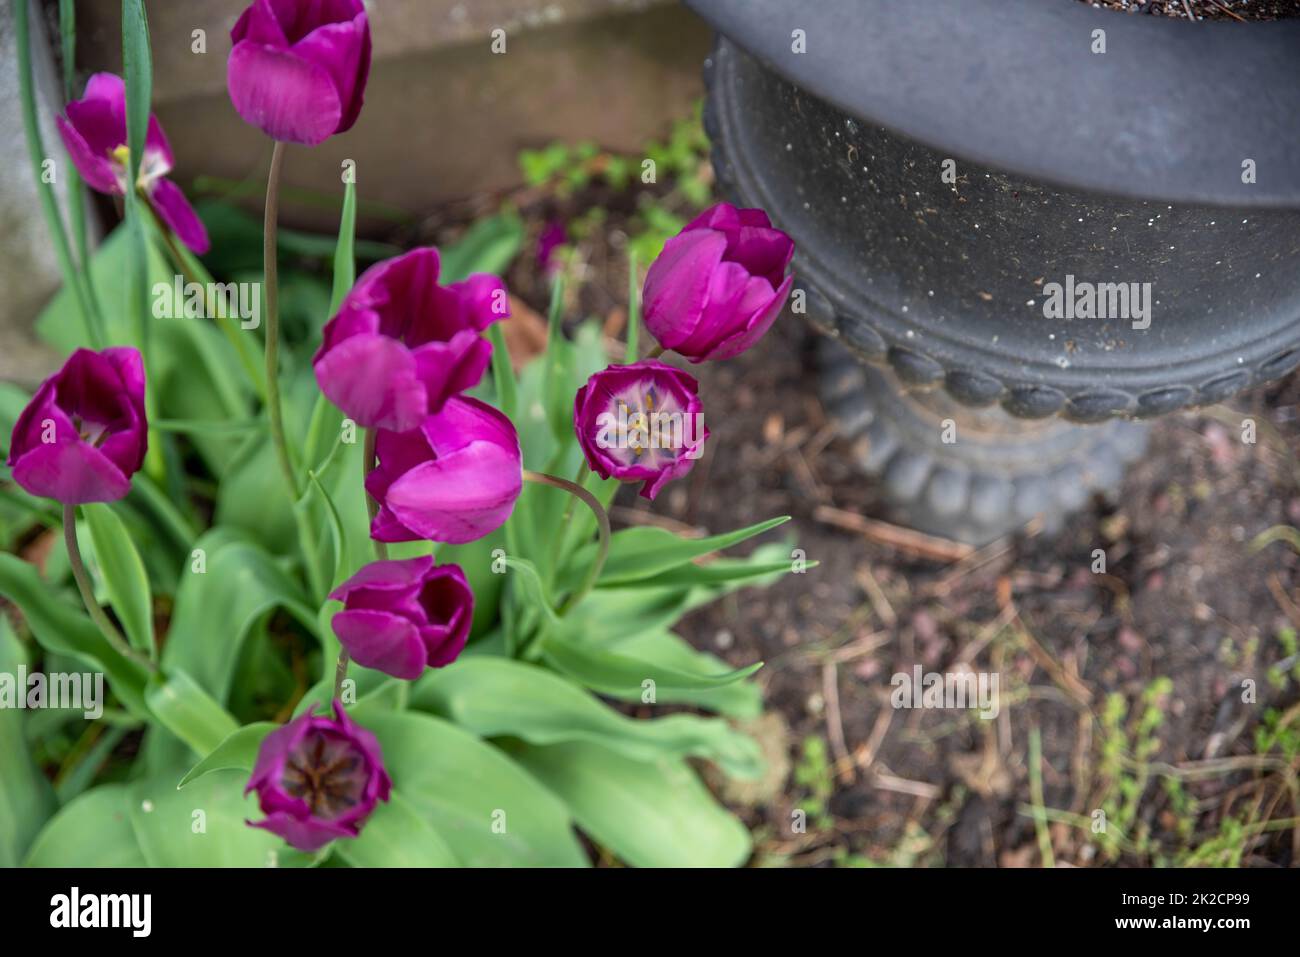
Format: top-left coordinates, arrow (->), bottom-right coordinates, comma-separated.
429,172 -> 1300,868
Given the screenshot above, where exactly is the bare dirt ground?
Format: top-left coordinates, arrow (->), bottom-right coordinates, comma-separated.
433,158 -> 1300,869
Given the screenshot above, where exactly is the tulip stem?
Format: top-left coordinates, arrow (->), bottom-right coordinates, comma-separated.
560,462 -> 591,526
331,429 -> 390,701
523,470 -> 610,614
333,649 -> 350,701
263,140 -> 300,500
62,504 -> 157,674
645,344 -> 666,360
362,428 -> 388,562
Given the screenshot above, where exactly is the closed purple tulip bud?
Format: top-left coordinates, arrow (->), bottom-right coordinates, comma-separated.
642,203 -> 794,362
55,74 -> 209,253
329,556 -> 473,680
313,248 -> 509,432
573,360 -> 708,501
7,348 -> 148,505
367,397 -> 523,545
227,0 -> 372,146
245,701 -> 391,852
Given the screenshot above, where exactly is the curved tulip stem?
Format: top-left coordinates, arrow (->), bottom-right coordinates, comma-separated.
523,470 -> 610,614
560,462 -> 591,526
263,140 -> 300,500
62,504 -> 157,674
645,344 -> 666,360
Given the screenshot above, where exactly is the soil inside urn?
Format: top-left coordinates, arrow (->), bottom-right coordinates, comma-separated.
1078,0 -> 1300,20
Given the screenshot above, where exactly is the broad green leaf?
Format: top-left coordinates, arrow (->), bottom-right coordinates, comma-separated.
163,534 -> 318,705
82,503 -> 154,657
24,785 -> 146,867
411,657 -> 763,779
567,516 -> 791,588
335,792 -> 459,867
511,741 -> 752,868
215,433 -> 299,551
627,557 -> 807,590
0,618 -> 56,866
0,554 -> 149,715
145,668 -> 239,757
560,584 -> 695,643
542,631 -> 761,696
611,630 -> 763,718
366,711 -> 587,867
129,769 -> 282,867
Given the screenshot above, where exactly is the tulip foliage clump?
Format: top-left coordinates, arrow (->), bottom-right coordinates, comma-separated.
1,0 -> 804,868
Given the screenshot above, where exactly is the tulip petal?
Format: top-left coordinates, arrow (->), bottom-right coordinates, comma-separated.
149,178 -> 210,254
249,812 -> 356,852
11,442 -> 131,504
329,555 -> 435,601
314,332 -> 427,431
332,608 -> 427,680
642,230 -> 727,351
55,115 -> 120,195
707,274 -> 794,362
384,442 -> 522,544
410,333 -> 492,414
678,262 -> 778,361
291,15 -> 370,134
231,0 -> 288,45
227,41 -> 342,145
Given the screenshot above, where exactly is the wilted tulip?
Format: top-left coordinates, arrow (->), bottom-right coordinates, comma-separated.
227,0 -> 372,146
55,73 -> 209,253
573,360 -> 708,501
314,248 -> 509,432
367,397 -> 523,544
246,701 -> 391,852
329,556 -> 474,680
642,203 -> 794,362
7,348 -> 148,505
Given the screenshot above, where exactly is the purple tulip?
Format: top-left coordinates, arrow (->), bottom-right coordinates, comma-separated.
573,360 -> 708,501
329,557 -> 473,680
642,203 -> 794,362
246,701 -> 391,852
55,74 -> 209,254
227,0 -> 372,146
313,248 -> 509,432
367,397 -> 522,545
6,348 -> 147,505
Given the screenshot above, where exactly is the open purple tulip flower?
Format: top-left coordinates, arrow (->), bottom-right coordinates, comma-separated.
314,248 -> 509,432
329,556 -> 474,680
228,0 -> 372,146
642,202 -> 794,362
55,73 -> 209,254
246,701 -> 391,853
7,348 -> 148,505
367,396 -> 523,545
573,360 -> 708,501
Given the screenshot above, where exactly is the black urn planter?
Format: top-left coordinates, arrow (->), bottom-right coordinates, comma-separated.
689,0 -> 1300,542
